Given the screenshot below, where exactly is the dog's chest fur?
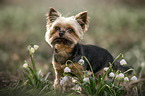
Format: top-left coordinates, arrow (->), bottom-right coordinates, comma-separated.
54,43 -> 74,64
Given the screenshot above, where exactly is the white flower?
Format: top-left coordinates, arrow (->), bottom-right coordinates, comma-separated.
120,59 -> 127,65
31,47 -> 35,54
60,79 -> 65,86
109,72 -> 115,77
130,76 -> 137,81
60,76 -> 68,86
141,62 -> 145,68
63,76 -> 68,81
118,73 -> 124,79
124,77 -> 129,81
23,63 -> 28,68
37,70 -> 43,77
116,75 -> 119,79
34,45 -> 39,50
64,67 -> 71,73
104,67 -> 109,71
72,78 -> 77,83
83,77 -> 89,83
78,59 -> 84,65
73,85 -> 81,91
86,71 -> 93,76
112,84 -> 114,87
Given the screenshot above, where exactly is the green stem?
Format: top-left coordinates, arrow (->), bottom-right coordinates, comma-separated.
123,68 -> 134,74
112,70 -> 119,84
98,53 -> 122,93
118,80 -> 121,87
82,56 -> 95,78
65,60 -> 83,82
28,45 -> 37,74
30,54 -> 37,74
98,84 -> 113,95
112,53 -> 122,64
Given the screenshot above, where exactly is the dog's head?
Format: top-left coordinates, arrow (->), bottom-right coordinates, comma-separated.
45,7 -> 89,48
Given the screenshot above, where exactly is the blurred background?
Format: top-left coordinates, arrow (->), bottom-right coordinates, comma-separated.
0,0 -> 145,88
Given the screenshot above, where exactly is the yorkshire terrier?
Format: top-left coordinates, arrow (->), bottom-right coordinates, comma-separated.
45,7 -> 131,89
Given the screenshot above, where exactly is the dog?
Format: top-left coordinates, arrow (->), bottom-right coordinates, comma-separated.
45,7 -> 131,89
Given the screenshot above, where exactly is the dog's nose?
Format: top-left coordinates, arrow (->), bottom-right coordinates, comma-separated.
59,31 -> 65,37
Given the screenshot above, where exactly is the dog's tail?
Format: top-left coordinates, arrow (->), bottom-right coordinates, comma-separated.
113,60 -> 133,74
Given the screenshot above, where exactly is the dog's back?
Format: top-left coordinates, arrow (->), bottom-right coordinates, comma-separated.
72,43 -> 131,74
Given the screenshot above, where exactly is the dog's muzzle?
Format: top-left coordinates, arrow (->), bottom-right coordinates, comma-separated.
59,31 -> 65,37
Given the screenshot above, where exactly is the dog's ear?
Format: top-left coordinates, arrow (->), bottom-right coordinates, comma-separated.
47,7 -> 61,23
75,11 -> 89,31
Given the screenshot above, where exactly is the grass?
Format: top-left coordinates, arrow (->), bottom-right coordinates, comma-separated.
0,0 -> 145,95
2,44 -> 142,96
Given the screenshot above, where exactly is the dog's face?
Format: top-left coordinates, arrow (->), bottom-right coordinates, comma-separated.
45,8 -> 89,48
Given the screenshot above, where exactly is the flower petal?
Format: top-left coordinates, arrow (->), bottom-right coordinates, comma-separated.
131,76 -> 137,81
120,59 -> 127,65
64,67 -> 71,73
78,59 -> 84,65
109,72 -> 115,77
23,63 -> 28,68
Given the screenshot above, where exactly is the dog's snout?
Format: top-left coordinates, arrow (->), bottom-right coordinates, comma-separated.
59,31 -> 65,37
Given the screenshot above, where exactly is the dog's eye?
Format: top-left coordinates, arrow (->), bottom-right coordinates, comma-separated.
67,28 -> 74,33
55,27 -> 60,31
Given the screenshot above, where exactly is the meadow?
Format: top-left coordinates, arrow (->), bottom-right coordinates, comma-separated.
0,0 -> 145,95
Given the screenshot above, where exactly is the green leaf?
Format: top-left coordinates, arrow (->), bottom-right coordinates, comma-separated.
44,72 -> 50,81
30,53 -> 37,74
38,84 -> 50,95
28,67 -> 38,80
23,68 -> 29,74
42,90 -> 55,96
98,84 -> 113,95
22,71 -> 33,85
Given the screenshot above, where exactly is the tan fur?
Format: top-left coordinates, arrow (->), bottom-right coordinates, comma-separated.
45,16 -> 83,47
45,8 -> 89,89
95,68 -> 106,77
53,61 -> 84,88
95,69 -> 108,85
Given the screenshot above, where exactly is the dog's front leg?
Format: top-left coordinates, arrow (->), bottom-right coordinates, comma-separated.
53,69 -> 61,89
53,61 -> 64,90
